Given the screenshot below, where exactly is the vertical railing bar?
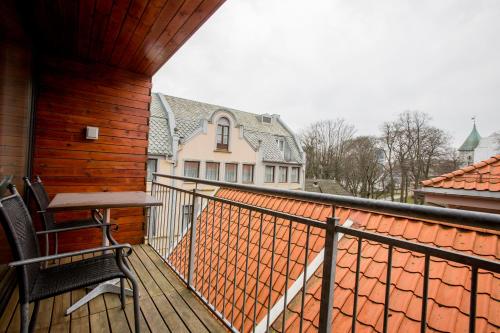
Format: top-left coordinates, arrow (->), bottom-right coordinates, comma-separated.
299,224 -> 311,333
167,188 -> 175,263
265,215 -> 278,333
215,202 -> 224,310
201,198 -> 210,297
207,197 -> 217,303
241,209 -> 252,333
177,191 -> 184,275
159,186 -> 167,257
231,206 -> 242,326
222,204 -> 232,319
318,214 -> 339,333
188,188 -> 199,288
183,191 -> 189,277
171,189 -> 179,267
194,196 -> 204,289
282,220 -> 293,333
167,186 -> 176,257
252,213 -> 264,333
383,244 -> 393,333
352,237 -> 362,333
420,253 -> 430,333
149,182 -> 157,249
469,265 -> 478,333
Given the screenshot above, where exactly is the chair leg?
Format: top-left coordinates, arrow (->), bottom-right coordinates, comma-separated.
20,302 -> 29,333
128,276 -> 140,333
28,301 -> 40,333
120,278 -> 125,309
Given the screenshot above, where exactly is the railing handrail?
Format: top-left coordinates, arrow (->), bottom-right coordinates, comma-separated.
153,173 -> 500,232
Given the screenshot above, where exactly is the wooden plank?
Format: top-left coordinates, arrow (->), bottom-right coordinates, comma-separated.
106,307 -> 131,333
141,245 -> 227,333
0,287 -> 18,332
89,311 -> 110,333
34,297 -> 54,331
51,257 -> 72,328
70,256 -> 89,320
70,315 -> 90,333
138,297 -> 169,332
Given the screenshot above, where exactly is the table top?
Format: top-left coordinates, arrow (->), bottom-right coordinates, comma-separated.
47,191 -> 162,212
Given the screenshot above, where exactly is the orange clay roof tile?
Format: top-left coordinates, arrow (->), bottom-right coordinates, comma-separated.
167,188 -> 499,332
421,154 -> 500,192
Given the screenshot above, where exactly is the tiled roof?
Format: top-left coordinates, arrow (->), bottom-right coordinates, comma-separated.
169,188 -> 499,333
148,93 -> 172,156
150,93 -> 304,163
421,155 -> 500,192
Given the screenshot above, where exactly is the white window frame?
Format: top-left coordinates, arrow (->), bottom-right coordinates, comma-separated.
265,166 -> 275,183
147,158 -> 157,181
205,162 -> 220,181
225,163 -> 238,183
184,161 -> 200,178
291,167 -> 300,183
242,164 -> 254,184
279,166 -> 288,183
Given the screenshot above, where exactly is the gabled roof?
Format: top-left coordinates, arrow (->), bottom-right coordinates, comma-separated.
421,155 -> 500,192
169,188 -> 499,333
305,179 -> 351,196
148,93 -> 304,163
458,124 -> 481,152
148,94 -> 173,156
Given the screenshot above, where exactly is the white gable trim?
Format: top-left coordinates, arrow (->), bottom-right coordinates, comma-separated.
254,218 -> 354,333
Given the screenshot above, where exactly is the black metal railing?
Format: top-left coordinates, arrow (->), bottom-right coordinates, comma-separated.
148,173 -> 500,333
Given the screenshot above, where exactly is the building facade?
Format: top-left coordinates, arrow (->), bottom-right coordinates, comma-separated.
147,93 -> 305,193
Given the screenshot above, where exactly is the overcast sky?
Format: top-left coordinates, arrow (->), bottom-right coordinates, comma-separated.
153,0 -> 500,147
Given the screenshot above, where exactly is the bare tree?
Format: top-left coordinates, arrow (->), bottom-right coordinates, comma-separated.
301,119 -> 355,180
342,136 -> 384,198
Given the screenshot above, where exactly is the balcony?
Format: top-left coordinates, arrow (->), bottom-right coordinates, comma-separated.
145,174 -> 500,333
0,244 -> 227,332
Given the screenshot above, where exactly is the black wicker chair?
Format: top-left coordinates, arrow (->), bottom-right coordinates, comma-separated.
24,176 -> 114,256
0,184 -> 140,333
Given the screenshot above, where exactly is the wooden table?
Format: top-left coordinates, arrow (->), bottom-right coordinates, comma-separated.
47,191 -> 162,315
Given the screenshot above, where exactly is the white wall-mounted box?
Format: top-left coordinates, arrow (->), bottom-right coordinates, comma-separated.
86,126 -> 99,140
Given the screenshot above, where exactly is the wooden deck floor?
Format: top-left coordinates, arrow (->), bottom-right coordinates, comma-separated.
0,245 -> 228,333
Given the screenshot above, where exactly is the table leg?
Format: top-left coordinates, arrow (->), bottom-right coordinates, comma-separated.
65,208 -> 135,315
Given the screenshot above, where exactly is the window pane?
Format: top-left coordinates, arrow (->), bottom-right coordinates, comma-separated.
218,117 -> 230,126
225,163 -> 237,182
279,166 -> 288,182
265,166 -> 275,183
147,159 -> 157,181
291,167 -> 300,183
242,164 -> 254,184
184,161 -> 199,178
206,162 -> 219,180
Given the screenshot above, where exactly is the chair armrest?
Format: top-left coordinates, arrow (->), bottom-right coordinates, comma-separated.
35,223 -> 118,235
9,244 -> 133,267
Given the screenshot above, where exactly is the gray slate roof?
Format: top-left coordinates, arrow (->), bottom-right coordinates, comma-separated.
304,179 -> 351,196
148,93 -> 173,156
149,93 -> 304,164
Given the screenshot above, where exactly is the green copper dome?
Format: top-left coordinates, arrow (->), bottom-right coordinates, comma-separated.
458,124 -> 481,151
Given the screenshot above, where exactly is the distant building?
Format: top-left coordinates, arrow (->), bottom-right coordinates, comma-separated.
304,179 -> 350,196
147,93 -> 305,193
417,154 -> 500,214
457,123 -> 481,166
475,131 -> 500,163
457,122 -> 500,166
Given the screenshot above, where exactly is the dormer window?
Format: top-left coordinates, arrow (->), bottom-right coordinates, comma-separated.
217,117 -> 230,150
262,115 -> 272,124
276,138 -> 284,152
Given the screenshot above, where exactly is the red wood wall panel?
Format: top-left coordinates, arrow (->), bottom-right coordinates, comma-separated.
32,57 -> 151,253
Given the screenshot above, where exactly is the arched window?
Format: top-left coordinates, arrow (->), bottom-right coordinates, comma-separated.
216,117 -> 230,149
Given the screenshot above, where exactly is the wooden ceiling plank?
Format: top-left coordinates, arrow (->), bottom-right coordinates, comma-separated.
109,0 -> 149,66
77,0 -> 96,58
144,0 -> 225,75
88,0 -> 114,61
134,0 -> 204,73
99,0 -> 131,62
122,0 -> 185,69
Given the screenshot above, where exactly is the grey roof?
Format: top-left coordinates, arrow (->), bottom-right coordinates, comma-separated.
148,93 -> 172,156
149,93 -> 304,163
304,179 -> 351,196
458,123 -> 481,151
